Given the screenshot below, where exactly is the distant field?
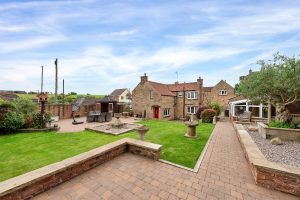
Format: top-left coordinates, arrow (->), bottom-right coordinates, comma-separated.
15,94 -> 105,104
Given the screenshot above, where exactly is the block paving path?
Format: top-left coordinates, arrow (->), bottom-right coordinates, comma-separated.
35,122 -> 298,200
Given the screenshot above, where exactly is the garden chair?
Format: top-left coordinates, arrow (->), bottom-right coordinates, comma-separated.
239,111 -> 252,122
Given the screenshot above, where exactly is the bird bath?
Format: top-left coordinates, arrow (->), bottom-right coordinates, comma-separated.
134,125 -> 149,141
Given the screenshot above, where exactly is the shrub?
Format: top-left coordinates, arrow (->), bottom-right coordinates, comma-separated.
31,112 -> 52,128
210,102 -> 222,116
0,101 -> 16,120
0,112 -> 24,134
13,97 -> 36,115
201,109 -> 216,123
196,106 -> 210,119
269,120 -> 295,129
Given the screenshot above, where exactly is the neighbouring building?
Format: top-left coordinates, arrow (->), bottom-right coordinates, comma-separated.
110,88 -> 132,112
110,88 -> 131,104
132,73 -> 236,120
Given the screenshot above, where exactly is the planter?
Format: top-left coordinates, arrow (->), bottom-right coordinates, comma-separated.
257,122 -> 300,141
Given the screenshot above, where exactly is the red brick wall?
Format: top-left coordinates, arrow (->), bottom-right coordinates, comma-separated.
36,104 -> 100,119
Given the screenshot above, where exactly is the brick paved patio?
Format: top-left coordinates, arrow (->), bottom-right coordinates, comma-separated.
34,122 -> 298,200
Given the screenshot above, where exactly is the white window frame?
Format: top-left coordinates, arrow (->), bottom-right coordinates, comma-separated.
177,91 -> 183,97
163,108 -> 170,117
219,90 -> 227,96
187,106 -> 198,114
187,91 -> 197,99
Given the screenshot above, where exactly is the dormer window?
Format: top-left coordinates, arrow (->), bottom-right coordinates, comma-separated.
187,91 -> 197,99
178,92 -> 183,97
219,90 -> 227,96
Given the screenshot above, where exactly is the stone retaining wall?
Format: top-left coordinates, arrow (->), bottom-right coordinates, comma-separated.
0,138 -> 161,200
233,123 -> 300,196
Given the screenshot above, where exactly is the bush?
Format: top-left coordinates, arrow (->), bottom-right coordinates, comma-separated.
201,109 -> 216,123
196,106 -> 210,119
31,112 -> 52,128
0,112 -> 24,134
0,101 -> 16,119
210,102 -> 222,116
269,120 -> 295,129
13,98 -> 36,115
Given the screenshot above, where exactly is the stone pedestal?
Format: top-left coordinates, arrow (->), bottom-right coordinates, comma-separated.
185,122 -> 198,138
135,126 -> 149,141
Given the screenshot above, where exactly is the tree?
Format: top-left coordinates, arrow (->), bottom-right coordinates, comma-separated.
239,53 -> 300,122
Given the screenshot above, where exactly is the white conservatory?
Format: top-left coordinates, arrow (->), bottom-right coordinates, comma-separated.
229,99 -> 269,119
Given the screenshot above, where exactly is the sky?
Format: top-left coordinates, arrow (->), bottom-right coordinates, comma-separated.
0,0 -> 300,95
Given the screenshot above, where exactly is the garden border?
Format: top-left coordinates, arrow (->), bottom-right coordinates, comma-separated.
0,138 -> 161,200
233,122 -> 300,196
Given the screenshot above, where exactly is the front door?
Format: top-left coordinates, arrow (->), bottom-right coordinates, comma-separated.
153,107 -> 159,119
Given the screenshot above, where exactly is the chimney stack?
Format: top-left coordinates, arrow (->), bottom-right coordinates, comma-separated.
140,73 -> 148,84
197,76 -> 203,86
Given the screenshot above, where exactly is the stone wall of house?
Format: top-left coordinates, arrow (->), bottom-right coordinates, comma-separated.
132,82 -> 162,119
209,81 -> 235,110
160,96 -> 175,120
174,94 -> 201,119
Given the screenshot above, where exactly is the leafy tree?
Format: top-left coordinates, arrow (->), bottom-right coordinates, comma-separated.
239,53 -> 300,122
209,102 -> 222,116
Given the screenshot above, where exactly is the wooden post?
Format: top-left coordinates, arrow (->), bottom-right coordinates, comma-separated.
54,58 -> 58,103
182,82 -> 186,119
41,66 -> 43,93
62,79 -> 65,118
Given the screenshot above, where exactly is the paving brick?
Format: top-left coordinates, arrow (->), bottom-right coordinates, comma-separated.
33,122 -> 298,200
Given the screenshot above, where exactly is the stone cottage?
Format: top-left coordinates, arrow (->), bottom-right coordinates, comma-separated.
132,74 -> 235,120
132,74 -> 203,120
203,80 -> 236,110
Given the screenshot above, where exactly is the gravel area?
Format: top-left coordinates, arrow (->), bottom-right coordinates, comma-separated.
245,125 -> 300,167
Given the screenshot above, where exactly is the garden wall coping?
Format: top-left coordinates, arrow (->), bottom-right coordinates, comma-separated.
233,122 -> 300,196
0,138 -> 161,199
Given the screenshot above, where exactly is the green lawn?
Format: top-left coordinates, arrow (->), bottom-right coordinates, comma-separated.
0,120 -> 214,182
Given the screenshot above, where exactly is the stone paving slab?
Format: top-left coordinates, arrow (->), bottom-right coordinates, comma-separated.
57,117 -> 141,133
34,122 -> 298,200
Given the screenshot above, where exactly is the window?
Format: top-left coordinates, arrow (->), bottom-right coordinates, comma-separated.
187,91 -> 197,99
121,96 -> 124,100
219,90 -> 227,96
177,92 -> 183,97
150,91 -> 153,99
163,108 -> 170,117
187,106 -> 198,114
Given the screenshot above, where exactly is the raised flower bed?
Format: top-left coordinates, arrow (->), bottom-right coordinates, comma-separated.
257,122 -> 300,141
